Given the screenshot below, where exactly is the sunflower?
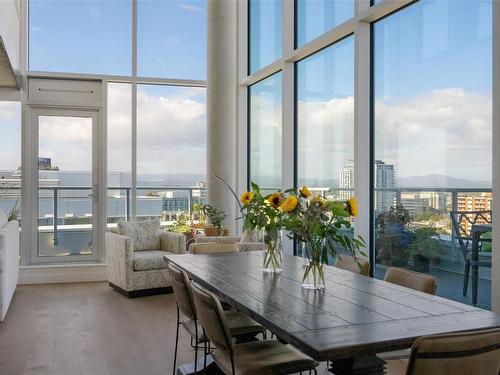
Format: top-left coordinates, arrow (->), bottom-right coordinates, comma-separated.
299,186 -> 311,198
311,195 -> 324,206
281,195 -> 298,212
268,193 -> 283,208
240,191 -> 254,205
346,197 -> 358,217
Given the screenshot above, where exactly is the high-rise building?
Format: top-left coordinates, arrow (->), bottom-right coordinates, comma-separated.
374,160 -> 395,212
457,192 -> 492,233
339,160 -> 354,200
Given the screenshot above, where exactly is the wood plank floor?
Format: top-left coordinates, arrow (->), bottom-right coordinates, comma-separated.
0,283 -> 407,375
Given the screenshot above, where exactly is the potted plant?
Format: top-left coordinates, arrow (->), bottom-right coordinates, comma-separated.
375,205 -> 412,267
202,204 -> 228,236
408,226 -> 447,273
167,213 -> 196,251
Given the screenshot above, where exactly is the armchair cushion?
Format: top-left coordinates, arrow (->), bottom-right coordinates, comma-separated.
132,250 -> 173,271
117,219 -> 161,251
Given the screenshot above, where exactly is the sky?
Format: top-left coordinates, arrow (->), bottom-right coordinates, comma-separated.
29,0 -> 206,79
0,0 -> 494,187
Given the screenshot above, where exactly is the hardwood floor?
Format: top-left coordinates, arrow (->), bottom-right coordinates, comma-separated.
0,282 -> 407,375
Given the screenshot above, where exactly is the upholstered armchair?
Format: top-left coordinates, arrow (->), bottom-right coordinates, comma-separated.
0,209 -> 19,321
106,219 -> 186,297
190,230 -> 266,253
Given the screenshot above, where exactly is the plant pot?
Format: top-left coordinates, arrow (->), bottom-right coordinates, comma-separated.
413,254 -> 430,273
203,226 -> 229,236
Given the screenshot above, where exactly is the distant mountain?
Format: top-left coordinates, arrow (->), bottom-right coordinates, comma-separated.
398,174 -> 491,189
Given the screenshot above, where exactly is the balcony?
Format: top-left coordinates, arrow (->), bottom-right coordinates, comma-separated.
0,185 -> 492,308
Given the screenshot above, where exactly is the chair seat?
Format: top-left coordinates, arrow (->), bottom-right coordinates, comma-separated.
213,340 -> 318,375
132,250 -> 173,271
182,311 -> 266,341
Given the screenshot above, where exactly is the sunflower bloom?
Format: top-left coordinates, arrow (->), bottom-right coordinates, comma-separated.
281,195 -> 298,212
299,186 -> 311,198
268,193 -> 283,208
240,191 -> 254,205
346,197 -> 358,217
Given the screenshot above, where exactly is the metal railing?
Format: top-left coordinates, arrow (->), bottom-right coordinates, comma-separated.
0,185 -> 491,246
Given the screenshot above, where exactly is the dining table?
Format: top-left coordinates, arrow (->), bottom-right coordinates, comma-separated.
165,251 -> 500,375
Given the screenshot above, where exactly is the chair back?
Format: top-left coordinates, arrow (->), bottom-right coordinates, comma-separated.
384,267 -> 437,295
406,328 -> 500,375
449,210 -> 491,259
334,255 -> 370,276
189,242 -> 239,254
190,281 -> 234,355
167,263 -> 197,320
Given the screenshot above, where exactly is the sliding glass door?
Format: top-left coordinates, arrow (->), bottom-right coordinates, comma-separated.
30,108 -> 101,263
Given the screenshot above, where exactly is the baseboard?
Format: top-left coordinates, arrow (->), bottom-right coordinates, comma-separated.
19,263 -> 107,284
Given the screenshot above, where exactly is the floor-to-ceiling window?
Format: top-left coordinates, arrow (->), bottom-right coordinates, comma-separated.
25,0 -> 207,264
242,0 -> 494,308
249,73 -> 282,192
296,36 -> 354,202
373,0 -> 493,309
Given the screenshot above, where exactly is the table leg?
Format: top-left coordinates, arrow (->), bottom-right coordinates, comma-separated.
329,355 -> 386,375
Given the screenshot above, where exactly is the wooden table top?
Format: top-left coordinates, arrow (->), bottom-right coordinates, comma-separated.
165,252 -> 500,361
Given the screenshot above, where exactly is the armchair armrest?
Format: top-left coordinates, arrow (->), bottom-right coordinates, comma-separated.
105,232 -> 133,290
195,236 -> 241,244
158,231 -> 186,254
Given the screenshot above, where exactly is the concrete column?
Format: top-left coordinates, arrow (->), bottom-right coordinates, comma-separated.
206,0 -> 238,234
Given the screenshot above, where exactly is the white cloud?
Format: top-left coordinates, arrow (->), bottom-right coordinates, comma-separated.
295,88 -> 491,183
106,83 -> 206,175
374,88 -> 492,181
178,2 -> 204,13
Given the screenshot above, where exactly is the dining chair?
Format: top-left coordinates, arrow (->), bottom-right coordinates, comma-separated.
190,281 -> 319,375
334,255 -> 370,276
189,242 -> 239,254
167,263 -> 266,375
379,267 -> 438,363
405,328 -> 500,374
449,210 -> 491,305
384,267 -> 437,295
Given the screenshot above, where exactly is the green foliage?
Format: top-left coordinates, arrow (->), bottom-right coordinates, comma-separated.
202,204 -> 226,229
240,183 -> 282,233
7,198 -> 20,222
408,226 -> 447,259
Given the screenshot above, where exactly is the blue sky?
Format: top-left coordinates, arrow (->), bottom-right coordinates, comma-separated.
29,0 -> 206,79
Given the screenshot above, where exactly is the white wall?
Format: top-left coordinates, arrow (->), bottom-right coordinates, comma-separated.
0,0 -> 20,73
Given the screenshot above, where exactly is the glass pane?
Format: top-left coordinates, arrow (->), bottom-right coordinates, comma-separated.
29,0 -> 131,75
296,0 -> 354,47
373,0 -> 492,309
0,102 -> 21,223
249,0 -> 282,74
138,0 -> 206,79
108,83 -> 132,226
297,36 -> 354,201
38,116 -> 93,257
137,85 -> 207,223
249,72 -> 282,191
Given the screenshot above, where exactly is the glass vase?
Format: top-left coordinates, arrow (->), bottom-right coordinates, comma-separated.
301,238 -> 326,290
262,229 -> 283,273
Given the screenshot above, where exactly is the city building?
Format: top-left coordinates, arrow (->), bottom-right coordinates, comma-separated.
374,160 -> 395,212
339,160 -> 354,200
